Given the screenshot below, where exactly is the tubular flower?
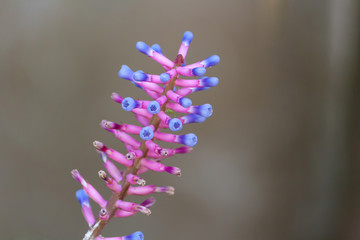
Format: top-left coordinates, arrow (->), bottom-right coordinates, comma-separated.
71,31 -> 219,240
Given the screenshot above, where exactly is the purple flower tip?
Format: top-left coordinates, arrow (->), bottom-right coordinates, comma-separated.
179,133 -> 198,147
141,197 -> 156,208
194,87 -> 210,92
180,97 -> 192,108
136,41 -> 153,56
151,44 -> 163,54
169,118 -> 183,131
140,126 -> 154,140
203,77 -> 219,87
76,189 -> 89,205
196,104 -> 213,118
133,70 -> 148,81
147,101 -> 160,114
184,114 -> 207,123
182,31 -> 193,46
122,97 -> 137,111
118,65 -> 134,81
165,166 -> 182,176
160,73 -> 171,83
201,55 -> 220,68
192,67 -> 206,76
123,231 -> 144,240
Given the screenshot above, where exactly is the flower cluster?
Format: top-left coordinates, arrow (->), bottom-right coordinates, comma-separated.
71,31 -> 220,240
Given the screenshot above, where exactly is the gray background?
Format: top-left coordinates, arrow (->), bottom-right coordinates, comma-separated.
0,1 -> 359,240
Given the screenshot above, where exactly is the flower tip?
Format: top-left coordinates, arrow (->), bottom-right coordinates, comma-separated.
160,73 -> 171,83
160,149 -> 169,157
140,126 -> 154,140
180,97 -> 192,108
169,118 -> 183,131
136,206 -> 151,216
124,231 -> 144,240
133,70 -> 148,81
199,104 -> 213,118
99,208 -> 110,221
166,186 -> 175,195
151,43 -> 163,54
182,31 -> 193,46
111,92 -> 123,103
118,65 -> 134,80
142,197 -> 156,208
105,120 -> 117,129
166,166 -> 182,176
180,133 -> 198,147
93,140 -> 104,150
98,170 -> 107,180
71,169 -> 83,182
192,67 -> 206,76
122,97 -> 137,111
203,77 -> 219,87
136,41 -> 153,56
147,101 -> 160,114
185,114 -> 206,123
76,189 -> 89,205
156,186 -> 175,195
202,55 -> 220,68
125,152 -> 136,161
137,178 -> 146,186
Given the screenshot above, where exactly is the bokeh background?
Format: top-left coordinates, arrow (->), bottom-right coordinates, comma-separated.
0,1 -> 359,240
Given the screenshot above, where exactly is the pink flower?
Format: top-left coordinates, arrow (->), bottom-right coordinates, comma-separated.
72,31 -> 219,240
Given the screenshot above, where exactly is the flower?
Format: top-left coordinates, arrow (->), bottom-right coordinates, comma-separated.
72,31 -> 219,240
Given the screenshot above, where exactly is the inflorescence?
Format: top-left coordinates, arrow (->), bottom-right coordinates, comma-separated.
71,31 -> 220,240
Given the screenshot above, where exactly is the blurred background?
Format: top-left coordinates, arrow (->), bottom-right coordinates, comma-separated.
0,0 -> 359,240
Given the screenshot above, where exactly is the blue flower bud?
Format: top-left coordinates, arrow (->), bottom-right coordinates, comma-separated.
193,87 -> 210,92
147,101 -> 160,114
182,31 -> 193,46
180,97 -> 192,108
140,126 -> 154,140
192,67 -> 206,76
151,44 -> 163,54
123,231 -> 144,240
122,97 -> 138,111
118,65 -> 134,81
179,133 -> 198,147
160,73 -> 171,83
169,118 -> 183,131
193,104 -> 213,118
202,77 -> 219,87
201,55 -> 220,68
181,60 -> 186,67
136,41 -> 153,56
183,114 -> 206,123
76,189 -> 89,206
133,70 -> 148,81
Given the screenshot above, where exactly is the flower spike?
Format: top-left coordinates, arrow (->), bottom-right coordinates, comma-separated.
72,31 -> 219,240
